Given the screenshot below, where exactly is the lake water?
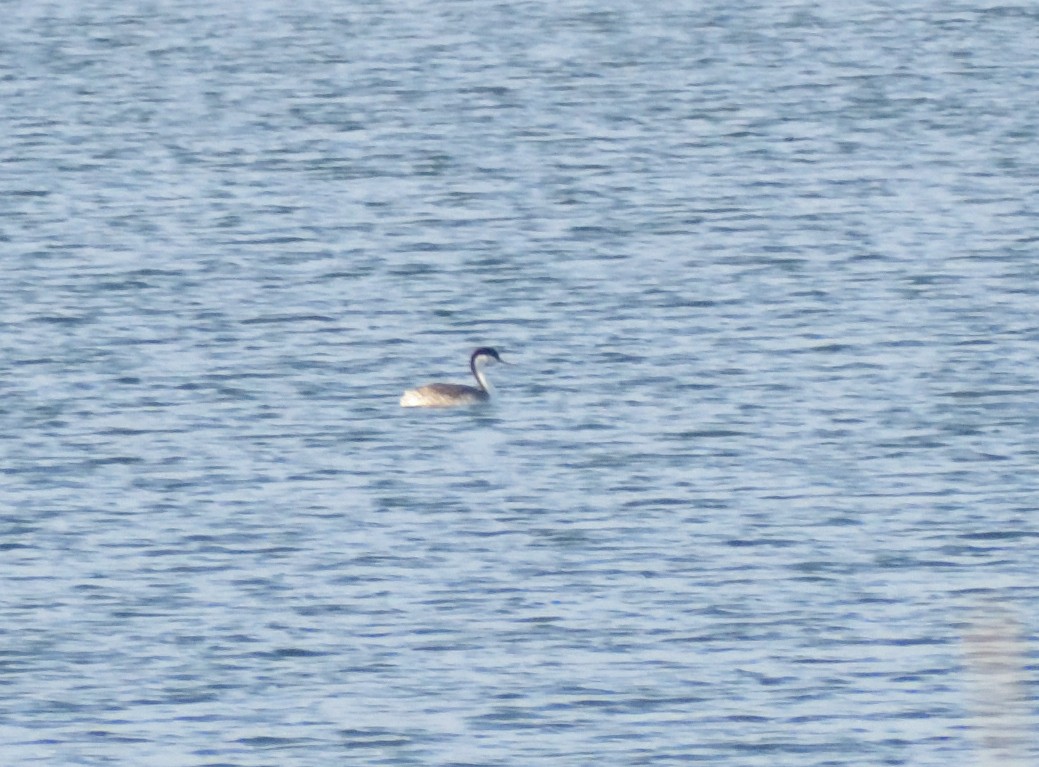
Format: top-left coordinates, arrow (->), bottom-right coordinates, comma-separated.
1,1 -> 1037,765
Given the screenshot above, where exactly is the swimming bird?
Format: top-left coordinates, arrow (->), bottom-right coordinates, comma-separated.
400,347 -> 507,408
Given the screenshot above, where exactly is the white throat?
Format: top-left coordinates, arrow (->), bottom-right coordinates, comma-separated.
473,362 -> 494,392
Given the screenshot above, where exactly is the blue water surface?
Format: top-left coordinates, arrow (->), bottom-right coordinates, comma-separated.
2,1 -> 1037,765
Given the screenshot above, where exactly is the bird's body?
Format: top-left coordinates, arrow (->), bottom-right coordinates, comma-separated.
400,347 -> 505,408
399,382 -> 489,408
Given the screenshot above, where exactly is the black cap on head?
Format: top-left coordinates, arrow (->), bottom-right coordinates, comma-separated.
470,347 -> 510,370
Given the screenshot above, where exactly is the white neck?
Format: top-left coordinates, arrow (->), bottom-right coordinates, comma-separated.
473,365 -> 493,392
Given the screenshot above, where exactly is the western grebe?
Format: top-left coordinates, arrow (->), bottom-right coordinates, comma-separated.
400,347 -> 507,408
